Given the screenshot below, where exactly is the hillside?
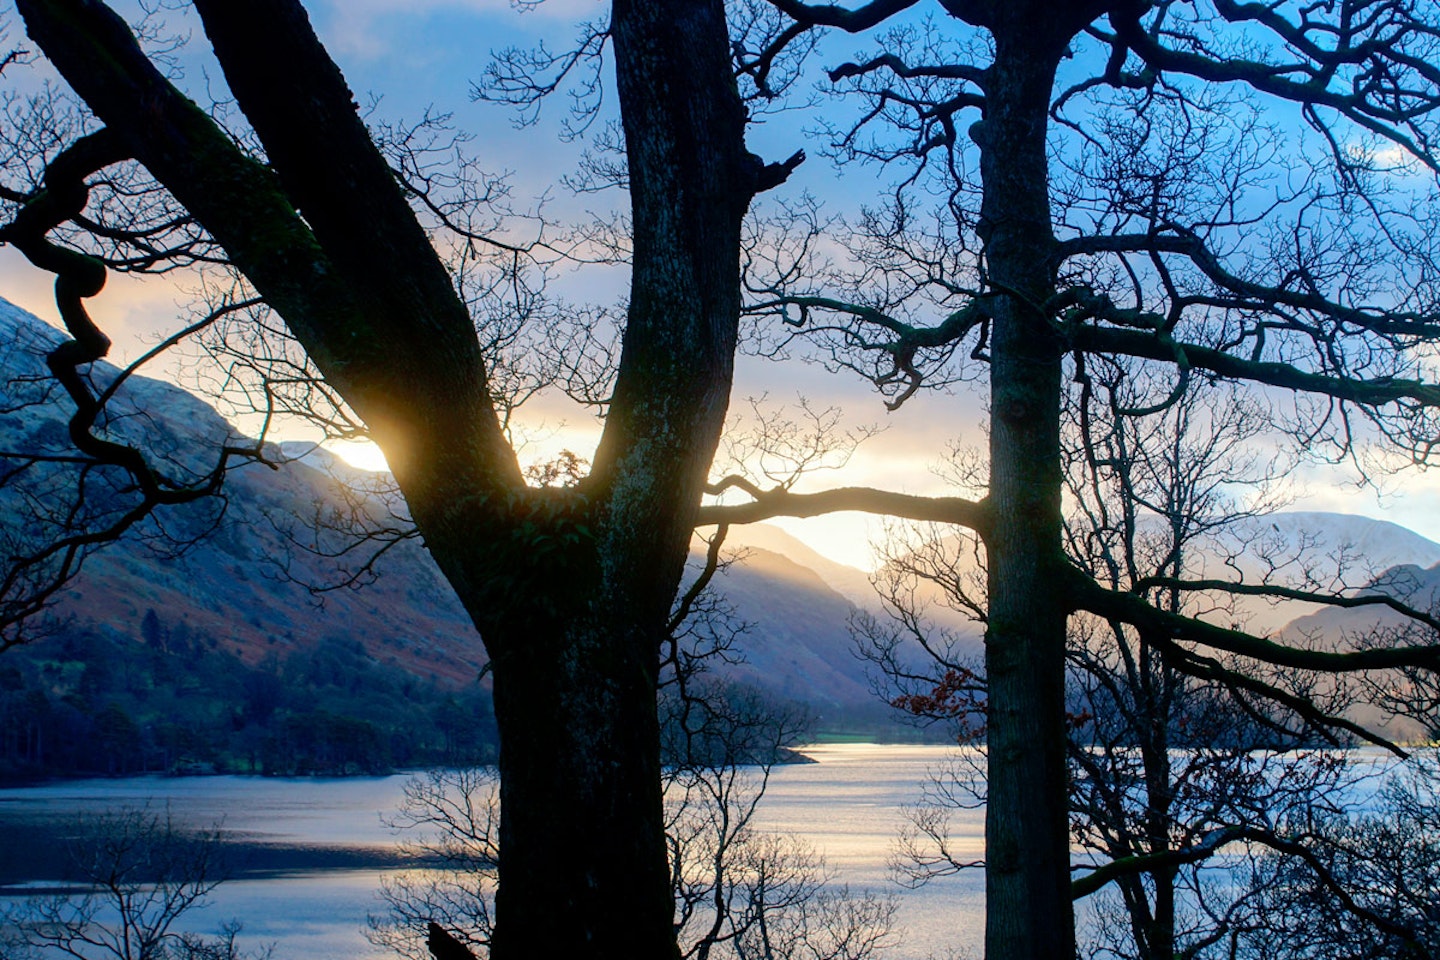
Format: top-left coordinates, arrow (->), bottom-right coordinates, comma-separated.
1212,513 -> 1440,635
882,512 -> 1440,643
691,545 -> 878,716
1284,561 -> 1440,640
0,298 -> 886,737
712,523 -> 879,607
7,295 -> 1437,756
0,296 -> 488,686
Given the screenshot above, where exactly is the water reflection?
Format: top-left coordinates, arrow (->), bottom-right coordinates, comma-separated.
0,744 -> 980,960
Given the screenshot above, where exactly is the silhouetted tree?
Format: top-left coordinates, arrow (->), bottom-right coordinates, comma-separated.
1224,755 -> 1440,960
704,3 -> 1440,957
0,806 -> 264,960
13,4 -> 1440,960
858,373 -> 1434,959
367,694 -> 893,960
2,0 -> 803,956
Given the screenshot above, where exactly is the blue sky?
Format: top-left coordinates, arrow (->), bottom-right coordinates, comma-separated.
4,0 -> 1440,569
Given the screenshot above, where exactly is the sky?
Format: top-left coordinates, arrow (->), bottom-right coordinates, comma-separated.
5,0 -> 1440,571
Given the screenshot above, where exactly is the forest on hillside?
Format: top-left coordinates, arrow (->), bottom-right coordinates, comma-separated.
0,614 -> 499,781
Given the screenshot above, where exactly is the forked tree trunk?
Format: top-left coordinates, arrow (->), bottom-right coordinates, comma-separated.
477,0 -> 753,954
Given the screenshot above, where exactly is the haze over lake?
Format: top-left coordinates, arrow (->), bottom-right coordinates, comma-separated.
0,744 -> 984,960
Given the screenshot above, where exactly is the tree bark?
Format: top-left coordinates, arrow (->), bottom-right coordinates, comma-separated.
479,2 -> 755,955
1140,641 -> 1178,960
486,601 -> 676,959
974,16 -> 1074,960
459,47 -> 758,921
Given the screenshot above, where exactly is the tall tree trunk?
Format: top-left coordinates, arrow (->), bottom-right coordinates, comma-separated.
480,0 -> 753,955
1142,646 -> 1178,960
976,20 -> 1074,960
486,600 -> 676,960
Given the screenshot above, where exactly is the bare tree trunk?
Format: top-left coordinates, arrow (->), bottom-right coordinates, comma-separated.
487,608 -> 676,959
479,1 -> 754,954
977,19 -> 1074,960
435,0 -> 755,952
1142,646 -> 1179,960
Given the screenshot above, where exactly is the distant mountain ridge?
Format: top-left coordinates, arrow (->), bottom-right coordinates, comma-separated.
0,298 -> 484,685
5,296 -> 1439,735
884,511 -> 1440,640
712,524 -> 878,607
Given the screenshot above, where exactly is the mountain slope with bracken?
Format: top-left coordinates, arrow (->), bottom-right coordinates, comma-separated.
0,298 -> 880,717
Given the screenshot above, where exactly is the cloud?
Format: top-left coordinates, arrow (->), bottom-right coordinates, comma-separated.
1343,140 -> 1429,178
312,0 -> 604,62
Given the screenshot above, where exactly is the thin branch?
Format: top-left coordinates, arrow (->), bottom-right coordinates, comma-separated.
1069,568 -> 1440,673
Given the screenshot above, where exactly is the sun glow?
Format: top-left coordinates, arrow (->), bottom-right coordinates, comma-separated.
327,439 -> 391,473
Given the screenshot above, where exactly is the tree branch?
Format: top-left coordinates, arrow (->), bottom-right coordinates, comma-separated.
1112,4 -> 1440,171
698,486 -> 990,535
1135,576 -> 1440,635
1073,821 -> 1427,948
766,0 -> 923,32
1072,826 -> 1239,900
1072,326 -> 1440,410
16,0 -> 522,490
1068,568 -> 1440,673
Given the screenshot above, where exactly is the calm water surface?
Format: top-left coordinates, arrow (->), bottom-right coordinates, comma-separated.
0,744 -> 983,960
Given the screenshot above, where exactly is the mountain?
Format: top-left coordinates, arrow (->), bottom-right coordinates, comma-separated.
1283,560 -> 1440,640
692,545 -> 877,714
1212,513 -> 1440,635
1270,559 -> 1440,741
8,296 -> 1436,744
0,299 -> 483,686
1269,512 -> 1440,571
880,511 -> 1440,642
0,298 -> 885,726
711,524 -> 878,607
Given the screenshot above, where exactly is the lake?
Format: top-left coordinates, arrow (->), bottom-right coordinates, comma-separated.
0,744 -> 985,960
